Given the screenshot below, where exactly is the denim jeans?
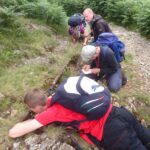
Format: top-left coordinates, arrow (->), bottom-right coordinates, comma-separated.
106,68 -> 122,92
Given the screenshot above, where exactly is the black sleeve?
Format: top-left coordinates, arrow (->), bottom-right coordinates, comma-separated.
96,19 -> 112,34
96,20 -> 106,34
100,48 -> 120,76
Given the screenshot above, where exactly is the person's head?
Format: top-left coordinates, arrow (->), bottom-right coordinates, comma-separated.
83,8 -> 94,23
81,45 -> 100,63
24,88 -> 47,113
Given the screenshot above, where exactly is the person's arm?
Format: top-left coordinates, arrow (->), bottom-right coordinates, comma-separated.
9,119 -> 43,138
101,48 -> 120,76
96,19 -> 111,34
96,20 -> 106,35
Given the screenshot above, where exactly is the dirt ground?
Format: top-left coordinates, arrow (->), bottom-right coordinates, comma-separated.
111,24 -> 150,93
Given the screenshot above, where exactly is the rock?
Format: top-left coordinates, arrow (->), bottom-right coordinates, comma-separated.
24,134 -> 75,150
25,135 -> 41,147
59,143 -> 75,150
12,142 -> 21,150
40,138 -> 55,150
51,141 -> 61,150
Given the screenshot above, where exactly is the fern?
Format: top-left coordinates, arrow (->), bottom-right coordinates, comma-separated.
18,1 -> 67,27
137,2 -> 150,37
0,7 -> 23,28
57,0 -> 87,16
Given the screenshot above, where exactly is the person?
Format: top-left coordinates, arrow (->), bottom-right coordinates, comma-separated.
83,8 -> 112,42
68,13 -> 91,45
81,45 -> 127,92
9,86 -> 150,150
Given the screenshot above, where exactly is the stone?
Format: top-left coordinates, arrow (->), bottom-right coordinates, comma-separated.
12,142 -> 21,150
25,135 -> 41,147
59,143 -> 75,150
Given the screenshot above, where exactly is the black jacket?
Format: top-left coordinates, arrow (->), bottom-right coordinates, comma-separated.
92,15 -> 112,41
91,46 -> 120,79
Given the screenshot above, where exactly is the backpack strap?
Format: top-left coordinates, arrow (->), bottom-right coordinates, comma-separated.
76,75 -> 88,96
79,23 -> 84,34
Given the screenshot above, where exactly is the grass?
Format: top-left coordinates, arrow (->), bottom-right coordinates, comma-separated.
116,52 -> 150,124
0,18 -> 59,68
0,17 -> 82,148
0,17 -> 150,149
123,53 -> 134,65
0,64 -> 50,97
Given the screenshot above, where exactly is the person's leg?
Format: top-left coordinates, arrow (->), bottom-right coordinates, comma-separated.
121,69 -> 127,86
107,68 -> 122,92
99,107 -> 148,150
117,107 -> 150,149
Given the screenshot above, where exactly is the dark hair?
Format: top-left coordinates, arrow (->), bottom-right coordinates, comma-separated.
24,88 -> 47,108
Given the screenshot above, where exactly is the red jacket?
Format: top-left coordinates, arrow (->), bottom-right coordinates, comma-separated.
35,97 -> 113,145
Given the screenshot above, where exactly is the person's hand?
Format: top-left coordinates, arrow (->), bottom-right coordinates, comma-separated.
82,42 -> 86,46
82,65 -> 90,71
91,68 -> 100,74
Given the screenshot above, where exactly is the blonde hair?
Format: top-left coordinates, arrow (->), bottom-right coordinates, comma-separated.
83,8 -> 94,15
24,88 -> 47,108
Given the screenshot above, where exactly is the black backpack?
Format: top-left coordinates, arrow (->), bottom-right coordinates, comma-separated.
51,76 -> 111,120
68,13 -> 85,27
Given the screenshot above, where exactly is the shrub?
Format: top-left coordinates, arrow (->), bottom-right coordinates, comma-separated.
0,0 -> 28,7
0,7 -> 22,28
86,0 -> 108,17
0,0 -> 17,7
105,0 -> 140,27
136,1 -> 150,37
55,0 -> 87,16
19,1 -> 67,27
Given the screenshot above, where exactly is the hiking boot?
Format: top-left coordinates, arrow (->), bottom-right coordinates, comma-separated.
122,70 -> 127,86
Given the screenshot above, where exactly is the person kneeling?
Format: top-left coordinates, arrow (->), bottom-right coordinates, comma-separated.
81,45 -> 127,92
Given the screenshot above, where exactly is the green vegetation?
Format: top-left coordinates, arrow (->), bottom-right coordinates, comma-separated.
1,0 -> 150,37
0,15 -> 81,147
136,1 -> 150,37
0,0 -> 150,149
